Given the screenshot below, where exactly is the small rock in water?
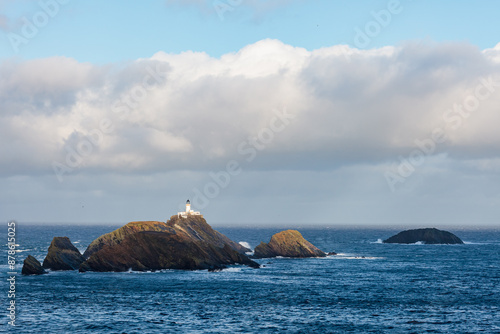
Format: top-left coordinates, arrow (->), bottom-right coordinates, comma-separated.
43,237 -> 85,271
22,255 -> 46,275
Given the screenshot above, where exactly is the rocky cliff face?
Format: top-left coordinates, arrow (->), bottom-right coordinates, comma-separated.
80,216 -> 258,272
43,237 -> 85,270
166,215 -> 250,254
22,255 -> 46,275
83,217 -> 249,259
383,228 -> 464,244
80,231 -> 258,272
253,230 -> 326,258
83,221 -> 174,258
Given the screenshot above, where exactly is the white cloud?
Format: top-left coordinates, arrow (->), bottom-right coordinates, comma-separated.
1,39 -> 500,179
483,42 -> 500,63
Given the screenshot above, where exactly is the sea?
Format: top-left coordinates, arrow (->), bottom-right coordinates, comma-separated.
1,224 -> 499,333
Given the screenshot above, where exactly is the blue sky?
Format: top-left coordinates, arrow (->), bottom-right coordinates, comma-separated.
1,0 -> 499,63
1,1 -> 500,226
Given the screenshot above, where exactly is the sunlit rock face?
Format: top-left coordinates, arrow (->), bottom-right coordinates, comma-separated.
79,217 -> 258,272
253,230 -> 326,258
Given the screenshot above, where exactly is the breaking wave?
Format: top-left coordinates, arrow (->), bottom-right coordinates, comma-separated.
239,241 -> 252,250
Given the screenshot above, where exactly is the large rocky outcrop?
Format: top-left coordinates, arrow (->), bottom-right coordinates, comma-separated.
80,231 -> 258,272
83,217 -> 249,259
383,228 -> 464,244
43,237 -> 85,271
253,230 -> 326,258
80,216 -> 258,272
22,255 -> 46,275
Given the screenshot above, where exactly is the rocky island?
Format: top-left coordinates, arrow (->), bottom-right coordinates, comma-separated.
21,201 -> 340,274
80,215 -> 259,272
253,230 -> 326,258
383,228 -> 464,244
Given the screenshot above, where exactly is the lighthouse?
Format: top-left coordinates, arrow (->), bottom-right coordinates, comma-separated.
177,199 -> 202,218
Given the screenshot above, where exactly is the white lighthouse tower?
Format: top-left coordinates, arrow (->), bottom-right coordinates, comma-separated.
177,199 -> 201,218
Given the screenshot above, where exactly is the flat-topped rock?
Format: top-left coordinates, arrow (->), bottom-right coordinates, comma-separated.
253,230 -> 326,258
383,228 -> 464,244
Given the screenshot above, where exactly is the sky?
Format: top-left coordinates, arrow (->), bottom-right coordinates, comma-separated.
1,0 -> 500,227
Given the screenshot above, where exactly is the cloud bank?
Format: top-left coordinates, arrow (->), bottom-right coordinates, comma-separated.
3,39 -> 500,224
1,39 -> 500,181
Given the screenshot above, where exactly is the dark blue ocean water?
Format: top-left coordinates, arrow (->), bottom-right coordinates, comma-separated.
1,224 -> 499,333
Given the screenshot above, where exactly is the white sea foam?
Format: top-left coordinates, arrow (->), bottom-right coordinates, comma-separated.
222,267 -> 242,273
463,241 -> 491,245
371,239 -> 383,244
239,241 -> 252,250
336,256 -> 385,260
15,248 -> 33,253
327,253 -> 385,260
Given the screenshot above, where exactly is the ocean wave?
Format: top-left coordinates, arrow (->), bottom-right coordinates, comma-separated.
15,248 -> 33,253
371,239 -> 384,244
327,253 -> 385,260
239,241 -> 252,250
220,267 -> 243,273
463,241 -> 493,245
123,269 -> 169,274
385,241 -> 426,245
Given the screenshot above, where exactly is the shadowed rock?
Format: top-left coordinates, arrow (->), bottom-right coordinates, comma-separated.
22,255 -> 46,275
80,217 -> 258,272
383,228 -> 464,244
253,230 -> 326,258
43,237 -> 85,271
83,216 -> 249,259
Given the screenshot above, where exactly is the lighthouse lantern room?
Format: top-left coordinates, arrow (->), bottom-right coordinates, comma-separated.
177,199 -> 201,218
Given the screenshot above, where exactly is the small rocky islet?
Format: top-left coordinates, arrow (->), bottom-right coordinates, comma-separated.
43,236 -> 86,271
21,255 -> 46,275
383,228 -> 464,244
253,229 -> 326,258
